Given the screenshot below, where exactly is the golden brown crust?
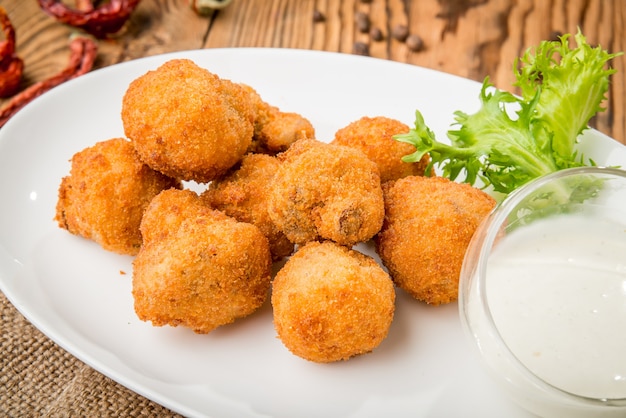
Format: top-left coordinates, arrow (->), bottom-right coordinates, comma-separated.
241,84 -> 315,155
132,189 -> 272,334
268,138 -> 385,246
257,111 -> 315,153
271,241 -> 395,363
54,137 -> 181,255
121,59 -> 255,182
201,153 -> 295,260
375,176 -> 496,305
56,57 -> 499,354
332,116 -> 430,183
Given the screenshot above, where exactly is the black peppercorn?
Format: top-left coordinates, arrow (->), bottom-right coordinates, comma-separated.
370,27 -> 384,41
313,10 -> 325,23
406,34 -> 424,52
391,24 -> 409,42
353,41 -> 370,56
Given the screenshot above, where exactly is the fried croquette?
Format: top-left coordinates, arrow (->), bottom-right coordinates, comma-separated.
268,138 -> 385,246
200,153 -> 294,260
271,241 -> 395,363
332,116 -> 430,183
256,111 -> 315,153
55,138 -> 181,255
121,59 -> 255,183
132,189 -> 272,334
375,176 -> 496,305
241,84 -> 315,155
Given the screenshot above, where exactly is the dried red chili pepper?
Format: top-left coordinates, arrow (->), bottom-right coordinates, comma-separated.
38,0 -> 141,39
75,0 -> 95,12
0,35 -> 97,128
0,7 -> 24,98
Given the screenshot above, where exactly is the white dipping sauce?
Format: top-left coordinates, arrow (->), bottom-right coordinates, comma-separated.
485,213 -> 626,401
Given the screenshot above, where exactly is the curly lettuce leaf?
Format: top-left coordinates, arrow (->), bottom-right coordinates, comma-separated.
515,30 -> 619,161
396,29 -> 622,195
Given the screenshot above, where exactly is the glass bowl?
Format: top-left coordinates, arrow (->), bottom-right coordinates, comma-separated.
459,166 -> 626,418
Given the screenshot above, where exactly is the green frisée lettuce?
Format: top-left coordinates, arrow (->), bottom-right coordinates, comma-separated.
395,30 -> 622,195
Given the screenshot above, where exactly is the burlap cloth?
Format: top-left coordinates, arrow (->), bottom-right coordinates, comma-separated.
1,291 -> 184,417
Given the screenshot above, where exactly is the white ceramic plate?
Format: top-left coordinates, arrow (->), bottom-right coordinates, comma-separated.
1,48 -> 625,418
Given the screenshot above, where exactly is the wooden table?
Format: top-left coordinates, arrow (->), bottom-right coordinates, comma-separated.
1,0 -> 625,416
1,0 -> 625,144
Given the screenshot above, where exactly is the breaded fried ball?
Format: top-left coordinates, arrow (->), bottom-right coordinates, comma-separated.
54,138 -> 181,255
375,176 -> 496,305
332,116 -> 430,183
121,59 -> 255,182
240,84 -> 315,155
268,138 -> 384,246
256,111 -> 315,153
272,241 -> 395,363
201,153 -> 294,260
132,189 -> 272,334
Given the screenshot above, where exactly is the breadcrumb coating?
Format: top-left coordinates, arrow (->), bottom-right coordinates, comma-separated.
240,84 -> 315,155
132,189 -> 272,334
55,137 -> 180,255
201,153 -> 295,260
272,241 -> 395,363
333,116 -> 430,183
375,176 -> 496,305
54,56 -> 503,361
268,138 -> 384,246
121,59 -> 255,182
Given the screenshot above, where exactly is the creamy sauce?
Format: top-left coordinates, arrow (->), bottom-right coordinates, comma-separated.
485,213 -> 626,400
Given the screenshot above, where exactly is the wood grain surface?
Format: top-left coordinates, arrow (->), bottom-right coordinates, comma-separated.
0,0 -> 624,143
